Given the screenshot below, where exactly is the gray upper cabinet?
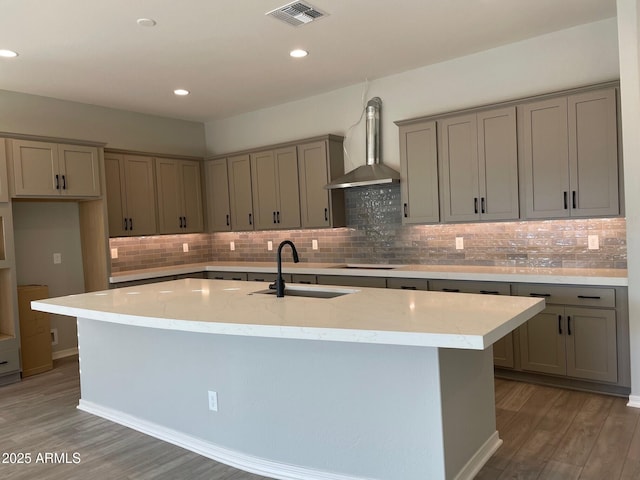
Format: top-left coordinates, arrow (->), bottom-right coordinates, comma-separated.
156,158 -> 204,234
521,87 -> 619,219
250,146 -> 300,230
297,138 -> 346,228
399,120 -> 440,224
439,106 -> 518,222
228,154 -> 254,231
205,158 -> 231,232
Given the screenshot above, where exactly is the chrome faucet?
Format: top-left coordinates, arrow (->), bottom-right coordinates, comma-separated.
269,240 -> 299,297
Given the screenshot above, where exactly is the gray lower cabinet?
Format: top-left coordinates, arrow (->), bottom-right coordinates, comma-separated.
428,279 -> 514,368
386,278 -> 429,290
207,271 -> 248,281
247,272 -> 292,283
317,275 -> 387,288
291,274 -> 317,284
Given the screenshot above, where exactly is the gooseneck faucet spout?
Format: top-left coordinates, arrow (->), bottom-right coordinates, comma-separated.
269,240 -> 299,297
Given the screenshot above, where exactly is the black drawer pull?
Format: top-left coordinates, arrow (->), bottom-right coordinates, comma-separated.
277,211 -> 280,224
572,190 -> 577,209
226,214 -> 230,226
0,360 -> 8,365
442,288 -> 460,293
183,216 -> 187,228
403,203 -> 408,218
299,281 -> 312,284
124,218 -> 128,230
249,213 -> 252,225
252,278 -> 265,282
401,286 -> 417,290
563,191 -> 568,209
567,316 -> 572,335
129,218 -> 133,230
62,174 -> 66,190
480,290 -> 500,295
529,293 -> 551,297
273,211 -> 276,224
55,174 -> 60,190
558,315 -> 562,335
179,216 -> 184,228
232,277 -> 243,281
577,295 -> 601,300
481,197 -> 486,214
474,197 -> 478,214
324,208 -> 328,222
213,276 -> 224,280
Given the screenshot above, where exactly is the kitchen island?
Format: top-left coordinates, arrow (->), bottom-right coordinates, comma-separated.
32,278 -> 544,480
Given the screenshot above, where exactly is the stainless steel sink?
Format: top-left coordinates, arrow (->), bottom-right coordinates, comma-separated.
252,285 -> 357,299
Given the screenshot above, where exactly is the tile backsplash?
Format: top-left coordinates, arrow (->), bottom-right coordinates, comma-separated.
110,185 -> 627,273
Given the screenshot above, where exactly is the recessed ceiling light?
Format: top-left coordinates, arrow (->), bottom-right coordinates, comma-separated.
136,18 -> 157,27
290,49 -> 308,58
0,49 -> 19,58
174,89 -> 190,96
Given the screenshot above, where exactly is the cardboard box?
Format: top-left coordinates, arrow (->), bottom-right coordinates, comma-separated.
18,285 -> 52,377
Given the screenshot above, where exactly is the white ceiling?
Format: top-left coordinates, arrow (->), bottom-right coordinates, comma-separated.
0,0 -> 616,123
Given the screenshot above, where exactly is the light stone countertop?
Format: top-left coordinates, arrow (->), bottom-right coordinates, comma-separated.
33,278 -> 544,350
109,261 -> 628,287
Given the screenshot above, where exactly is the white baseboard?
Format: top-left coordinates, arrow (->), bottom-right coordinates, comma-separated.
52,347 -> 78,360
453,431 -> 502,480
78,400 -> 367,480
627,395 -> 640,409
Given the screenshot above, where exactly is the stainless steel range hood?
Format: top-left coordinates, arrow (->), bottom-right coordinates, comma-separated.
325,97 -> 400,190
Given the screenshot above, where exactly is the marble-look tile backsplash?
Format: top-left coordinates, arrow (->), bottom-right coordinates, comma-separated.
110,185 -> 627,272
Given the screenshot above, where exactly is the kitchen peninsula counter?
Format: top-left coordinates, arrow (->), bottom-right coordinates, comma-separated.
32,279 -> 543,480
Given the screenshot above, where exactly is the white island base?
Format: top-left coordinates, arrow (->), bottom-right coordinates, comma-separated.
76,318 -> 498,480
33,279 -> 543,480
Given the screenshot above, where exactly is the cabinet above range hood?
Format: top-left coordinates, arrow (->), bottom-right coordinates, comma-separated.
325,97 -> 400,190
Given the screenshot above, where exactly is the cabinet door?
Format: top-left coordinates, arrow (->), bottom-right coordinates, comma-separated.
477,107 -> 519,221
565,307 -> 617,383
12,140 -> 59,196
521,98 -> 570,218
123,155 -> 157,235
228,154 -> 254,231
493,334 -> 515,369
156,159 -> 183,234
399,121 -> 439,224
439,114 -> 480,222
205,158 -> 231,232
0,139 -> 8,202
298,141 -> 332,228
104,154 -> 128,236
568,88 -> 619,217
250,150 -> 279,230
519,305 -> 566,376
58,144 -> 100,197
274,146 -> 300,229
180,160 -> 204,233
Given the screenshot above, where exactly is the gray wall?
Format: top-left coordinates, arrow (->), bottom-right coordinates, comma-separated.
12,202 -> 85,354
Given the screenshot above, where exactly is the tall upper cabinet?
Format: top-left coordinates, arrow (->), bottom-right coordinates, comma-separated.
228,154 -> 255,231
205,158 -> 232,232
439,107 -> 519,222
156,158 -> 204,234
11,140 -> 100,197
105,153 -> 157,236
520,87 -> 619,218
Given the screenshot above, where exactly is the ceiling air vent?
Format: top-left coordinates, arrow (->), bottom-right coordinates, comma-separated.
266,1 -> 327,27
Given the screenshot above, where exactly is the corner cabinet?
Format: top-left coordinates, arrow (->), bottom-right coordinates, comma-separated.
520,87 -> 619,219
439,107 -> 519,222
297,137 -> 346,228
250,147 -> 300,230
205,158 -> 232,232
105,153 -> 157,236
11,139 -> 100,197
398,120 -> 440,224
156,158 -> 204,234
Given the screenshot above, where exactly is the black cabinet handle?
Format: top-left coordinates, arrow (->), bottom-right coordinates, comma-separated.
474,197 -> 478,214
563,191 -> 568,209
324,208 -> 328,222
183,216 -> 187,229
299,281 -> 312,284
249,213 -> 252,225
0,360 -> 8,365
480,290 -> 500,295
252,278 -> 265,282
232,277 -> 243,281
558,315 -> 563,335
442,288 -> 460,293
62,174 -> 66,190
572,190 -> 577,209
179,217 -> 184,228
567,316 -> 572,335
55,174 -> 60,190
129,218 -> 133,230
577,295 -> 601,300
401,286 -> 417,290
124,218 -> 128,231
481,197 -> 485,214
214,276 -> 224,280
273,211 -> 276,224
277,211 -> 280,224
529,293 -> 551,297
226,214 -> 230,226
403,203 -> 408,218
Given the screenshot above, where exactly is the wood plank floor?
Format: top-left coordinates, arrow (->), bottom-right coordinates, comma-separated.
0,357 -> 638,479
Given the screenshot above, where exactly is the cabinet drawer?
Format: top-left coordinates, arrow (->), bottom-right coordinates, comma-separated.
207,272 -> 248,281
317,275 -> 387,288
292,274 -> 317,284
514,284 -> 615,308
386,278 -> 429,291
429,279 -> 511,295
247,272 -> 292,283
0,346 -> 19,375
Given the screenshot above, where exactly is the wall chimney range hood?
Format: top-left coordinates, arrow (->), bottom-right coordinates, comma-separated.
325,97 -> 400,190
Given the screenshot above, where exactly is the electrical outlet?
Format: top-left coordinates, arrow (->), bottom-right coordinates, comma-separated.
455,237 -> 464,250
50,328 -> 58,346
110,248 -> 118,259
182,243 -> 189,253
208,391 -> 218,411
312,239 -> 318,250
588,235 -> 600,250
53,253 -> 62,264
267,241 -> 273,251
230,241 -> 235,251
